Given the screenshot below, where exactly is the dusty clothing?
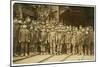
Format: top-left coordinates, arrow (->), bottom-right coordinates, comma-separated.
48,31 -> 56,54
65,31 -> 72,54
40,29 -> 48,54
86,30 -> 94,55
18,28 -> 31,56
18,28 -> 31,42
56,31 -> 64,54
13,22 -> 20,56
71,33 -> 77,54
77,31 -> 84,55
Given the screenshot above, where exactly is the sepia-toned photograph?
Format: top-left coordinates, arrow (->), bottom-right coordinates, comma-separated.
11,1 -> 96,66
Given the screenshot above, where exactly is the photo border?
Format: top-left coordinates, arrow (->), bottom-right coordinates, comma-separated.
10,0 -> 96,66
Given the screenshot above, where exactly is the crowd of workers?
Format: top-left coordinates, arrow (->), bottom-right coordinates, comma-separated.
13,17 -> 94,56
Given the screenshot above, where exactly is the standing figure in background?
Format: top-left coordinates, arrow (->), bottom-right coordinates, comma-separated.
78,26 -> 84,55
66,30 -> 72,54
89,27 -> 94,55
75,27 -> 79,54
18,24 -> 31,56
29,24 -> 35,55
14,18 -> 23,56
40,26 -> 47,55
45,27 -> 50,54
71,30 -> 77,55
76,28 -> 81,55
49,26 -> 56,55
83,27 -> 89,55
56,29 -> 62,55
85,27 -> 93,55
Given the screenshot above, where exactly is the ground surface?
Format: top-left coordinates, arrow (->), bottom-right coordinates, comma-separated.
13,54 -> 95,64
